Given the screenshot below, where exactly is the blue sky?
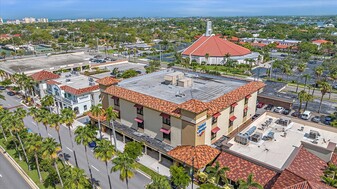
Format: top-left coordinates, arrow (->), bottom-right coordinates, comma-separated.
1,0 -> 337,19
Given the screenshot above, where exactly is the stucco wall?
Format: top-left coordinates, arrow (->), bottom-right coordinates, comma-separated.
120,99 -> 136,128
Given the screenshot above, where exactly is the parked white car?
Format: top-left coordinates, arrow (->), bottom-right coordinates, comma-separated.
274,107 -> 285,113
301,111 -> 311,120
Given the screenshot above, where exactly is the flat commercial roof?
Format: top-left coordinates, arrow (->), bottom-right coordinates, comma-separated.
228,113 -> 337,169
54,72 -> 97,90
0,52 -> 92,74
91,62 -> 146,79
117,69 -> 248,104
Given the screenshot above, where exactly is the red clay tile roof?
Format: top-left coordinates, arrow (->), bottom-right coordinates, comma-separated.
168,145 -> 220,169
46,80 -> 61,85
179,99 -> 208,114
104,81 -> 265,117
287,148 -> 326,182
60,85 -> 99,95
273,148 -> 329,189
331,153 -> 337,165
251,42 -> 267,47
104,85 -> 181,117
215,152 -> 277,187
87,112 -> 107,121
207,81 -> 265,115
96,77 -> 119,86
182,35 -> 251,57
312,39 -> 330,44
276,44 -> 288,49
30,70 -> 60,81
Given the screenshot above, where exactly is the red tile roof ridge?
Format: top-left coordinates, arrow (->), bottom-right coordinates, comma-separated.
96,77 -> 119,86
30,70 -> 60,81
179,99 -> 208,114
60,85 -> 99,95
46,80 -> 61,85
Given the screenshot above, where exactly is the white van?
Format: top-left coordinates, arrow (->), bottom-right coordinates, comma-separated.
301,111 -> 311,120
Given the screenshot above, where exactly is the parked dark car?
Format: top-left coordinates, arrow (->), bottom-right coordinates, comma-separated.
282,109 -> 291,115
256,102 -> 265,108
252,114 -> 260,120
291,111 -> 300,117
0,86 -> 5,90
88,141 -> 97,148
265,104 -> 274,111
311,116 -> 321,123
7,91 -> 15,96
324,116 -> 333,125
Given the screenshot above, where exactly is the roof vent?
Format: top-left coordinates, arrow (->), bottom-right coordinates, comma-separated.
66,79 -> 71,82
175,91 -> 185,97
89,81 -> 96,86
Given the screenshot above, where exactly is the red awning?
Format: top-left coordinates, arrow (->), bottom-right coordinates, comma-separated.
213,112 -> 221,118
231,102 -> 238,107
245,94 -> 251,98
134,118 -> 143,123
160,128 -> 171,134
211,127 -> 220,134
111,96 -> 119,99
160,113 -> 170,118
134,104 -> 143,109
113,109 -> 120,112
229,116 -> 237,122
244,107 -> 248,112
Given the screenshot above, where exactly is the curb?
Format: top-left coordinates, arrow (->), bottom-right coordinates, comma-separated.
0,145 -> 39,189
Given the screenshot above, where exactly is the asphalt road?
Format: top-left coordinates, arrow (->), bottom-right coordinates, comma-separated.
0,152 -> 31,189
0,90 -> 151,189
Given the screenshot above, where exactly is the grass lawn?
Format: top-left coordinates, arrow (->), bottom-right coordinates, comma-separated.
136,162 -> 161,179
0,139 -> 62,189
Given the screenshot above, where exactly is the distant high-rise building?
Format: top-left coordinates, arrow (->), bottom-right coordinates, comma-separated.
205,20 -> 212,36
37,18 -> 49,23
0,18 -> 3,24
23,17 -> 36,23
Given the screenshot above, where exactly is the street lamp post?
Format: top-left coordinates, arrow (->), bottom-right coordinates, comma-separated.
191,157 -> 194,189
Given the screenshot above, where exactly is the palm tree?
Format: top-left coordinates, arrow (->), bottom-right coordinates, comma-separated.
62,166 -> 91,189
105,106 -> 118,149
2,111 -> 22,160
75,125 -> 97,188
298,90 -> 307,113
318,81 -> 332,113
90,104 -> 105,140
41,94 -> 54,113
223,53 -> 231,64
146,175 -> 171,189
61,108 -> 79,167
304,93 -> 314,112
0,109 -> 9,141
324,163 -> 337,179
302,74 -> 311,92
296,63 -> 306,92
41,138 -> 63,187
321,176 -> 337,187
206,161 -> 230,185
0,92 -> 5,100
37,109 -> 51,135
28,107 -> 42,136
238,174 -> 263,189
0,51 -> 6,59
328,71 -> 337,99
26,133 -> 43,183
49,113 -> 63,146
205,53 -> 210,64
312,66 -> 324,95
94,140 -> 116,189
111,152 -> 137,189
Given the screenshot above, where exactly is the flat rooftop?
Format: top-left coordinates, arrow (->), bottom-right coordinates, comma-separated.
117,69 -> 248,104
228,113 -> 337,169
0,52 -> 92,74
54,72 -> 97,89
91,62 -> 146,79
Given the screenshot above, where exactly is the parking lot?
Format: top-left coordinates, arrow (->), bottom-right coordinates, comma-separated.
91,62 -> 147,79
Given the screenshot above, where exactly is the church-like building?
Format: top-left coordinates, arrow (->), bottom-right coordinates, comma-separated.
182,21 -> 261,65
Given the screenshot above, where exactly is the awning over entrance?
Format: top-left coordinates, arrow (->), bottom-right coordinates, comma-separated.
134,117 -> 143,123
211,127 -> 220,134
160,128 -> 171,134
229,116 -> 237,122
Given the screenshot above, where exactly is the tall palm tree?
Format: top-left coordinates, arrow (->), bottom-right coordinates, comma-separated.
238,174 -> 263,189
105,106 -> 118,149
205,53 -> 210,64
328,71 -> 337,99
298,90 -> 307,113
49,113 -> 63,146
62,166 -> 91,189
0,109 -> 9,141
206,161 -> 230,185
41,138 -> 63,187
318,81 -> 332,113
302,74 -> 311,92
90,104 -> 105,140
304,93 -> 314,112
26,133 -> 43,183
28,107 -> 42,136
41,94 -> 55,113
296,63 -> 306,92
312,66 -> 324,95
94,140 -> 116,189
2,111 -> 22,160
75,125 -> 97,188
37,109 -> 51,135
111,152 -> 137,189
61,108 -> 79,167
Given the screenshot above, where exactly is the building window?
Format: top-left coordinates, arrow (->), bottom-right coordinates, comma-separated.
212,117 -> 217,125
229,120 -> 233,128
114,98 -> 120,106
74,107 -> 79,114
230,106 -> 235,114
137,107 -> 143,115
163,117 -> 171,125
137,122 -> 144,129
84,105 -> 87,111
211,132 -> 217,140
243,108 -> 248,117
244,98 -> 248,105
163,132 -> 171,141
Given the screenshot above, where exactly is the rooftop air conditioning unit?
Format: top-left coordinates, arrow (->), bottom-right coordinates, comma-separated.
66,79 -> 71,82
89,82 -> 96,86
308,130 -> 320,140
